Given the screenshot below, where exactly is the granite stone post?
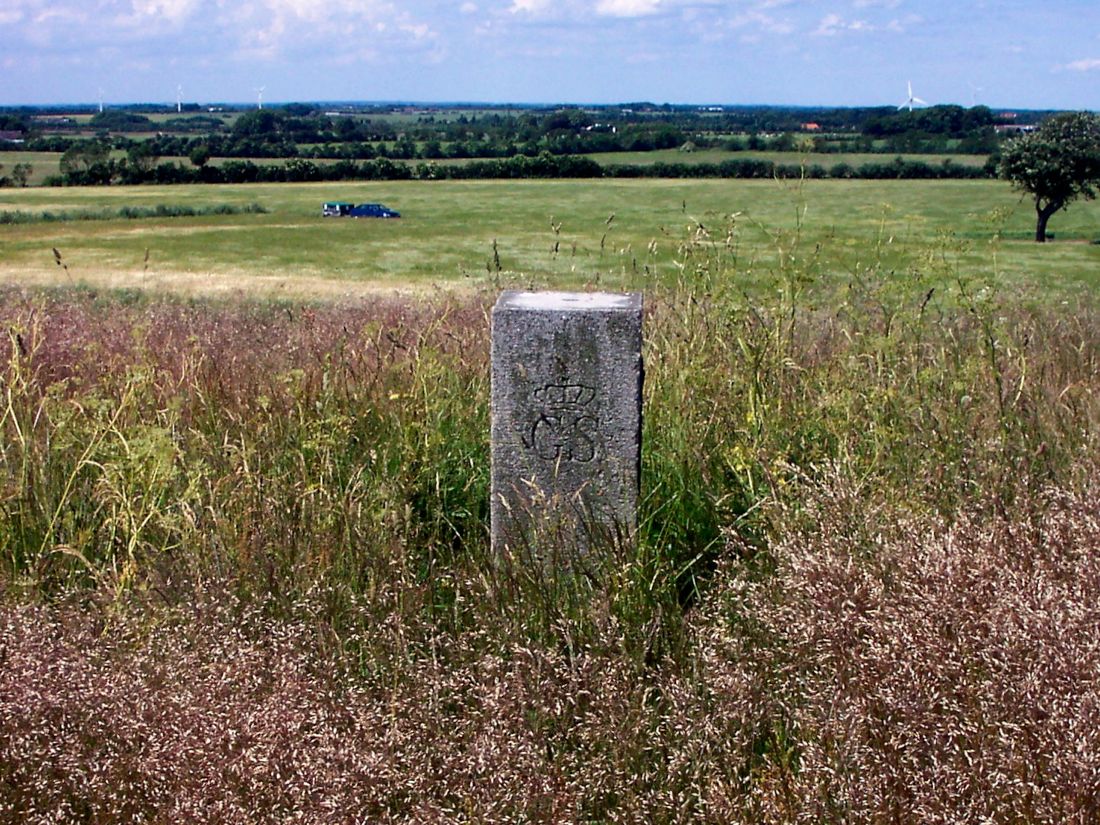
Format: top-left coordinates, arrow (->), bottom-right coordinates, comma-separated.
491,291 -> 643,561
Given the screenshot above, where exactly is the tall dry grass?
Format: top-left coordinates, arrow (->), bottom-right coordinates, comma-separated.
1,215 -> 1099,820
3,477 -> 1099,822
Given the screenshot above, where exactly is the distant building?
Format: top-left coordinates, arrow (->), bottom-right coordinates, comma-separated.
995,124 -> 1037,134
0,131 -> 24,143
801,122 -> 822,131
32,115 -> 73,128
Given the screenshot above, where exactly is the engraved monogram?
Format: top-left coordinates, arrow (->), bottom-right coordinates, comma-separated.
523,383 -> 599,463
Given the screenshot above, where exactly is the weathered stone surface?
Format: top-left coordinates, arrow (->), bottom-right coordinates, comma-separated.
491,291 -> 643,562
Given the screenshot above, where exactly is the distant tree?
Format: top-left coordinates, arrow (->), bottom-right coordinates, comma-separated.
768,132 -> 796,152
999,112 -> 1100,242
335,117 -> 360,141
126,142 -> 159,173
281,103 -> 313,117
189,144 -> 212,168
164,115 -> 225,133
0,114 -> 28,132
284,158 -> 320,181
60,140 -> 110,175
11,163 -> 32,187
391,136 -> 416,159
89,110 -> 153,132
232,109 -> 281,137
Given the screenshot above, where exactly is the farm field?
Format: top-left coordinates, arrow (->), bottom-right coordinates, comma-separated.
0,152 -> 64,186
585,147 -> 992,168
2,178 -> 1099,301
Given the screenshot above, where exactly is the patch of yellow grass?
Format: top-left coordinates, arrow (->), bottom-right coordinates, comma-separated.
0,263 -> 468,301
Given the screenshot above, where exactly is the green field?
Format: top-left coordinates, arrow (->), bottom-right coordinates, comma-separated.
586,147 -> 992,168
0,152 -> 65,186
1,178 -> 1098,301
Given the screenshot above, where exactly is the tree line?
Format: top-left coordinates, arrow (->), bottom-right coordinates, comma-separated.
46,151 -> 996,187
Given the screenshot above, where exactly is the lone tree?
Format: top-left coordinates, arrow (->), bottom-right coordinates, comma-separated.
999,112 -> 1100,242
188,144 -> 212,168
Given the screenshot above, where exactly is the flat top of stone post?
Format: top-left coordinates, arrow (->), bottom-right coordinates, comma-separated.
495,290 -> 641,313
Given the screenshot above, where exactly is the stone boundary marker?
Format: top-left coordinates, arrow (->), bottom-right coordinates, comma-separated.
491,290 -> 643,563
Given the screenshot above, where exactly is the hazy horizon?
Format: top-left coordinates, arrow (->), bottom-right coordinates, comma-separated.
1,99 -> 1082,114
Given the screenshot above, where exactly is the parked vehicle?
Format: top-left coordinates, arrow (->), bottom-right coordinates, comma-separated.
322,202 -> 354,217
322,202 -> 401,219
349,203 -> 400,219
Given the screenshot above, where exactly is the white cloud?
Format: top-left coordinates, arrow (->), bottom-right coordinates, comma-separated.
1064,57 -> 1100,72
129,0 -> 202,23
811,3 -> 918,37
206,0 -> 440,62
12,0 -> 425,52
884,14 -> 921,33
508,0 -> 713,21
595,0 -> 661,17
813,13 -> 842,35
252,0 -> 396,25
399,20 -> 433,40
726,8 -> 792,35
33,5 -> 89,25
509,0 -> 551,13
813,12 -> 871,36
0,0 -> 46,23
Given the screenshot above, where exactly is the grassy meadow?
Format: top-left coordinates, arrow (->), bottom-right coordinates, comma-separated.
0,152 -> 64,186
2,175 -> 1100,821
2,177 -> 1100,300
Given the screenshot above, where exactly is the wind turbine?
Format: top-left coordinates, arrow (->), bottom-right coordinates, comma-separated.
97,87 -> 104,114
255,86 -> 265,110
176,84 -> 183,113
968,81 -> 983,108
898,80 -> 928,112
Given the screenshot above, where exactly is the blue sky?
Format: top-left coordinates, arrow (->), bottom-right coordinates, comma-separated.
1,0 -> 1098,109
